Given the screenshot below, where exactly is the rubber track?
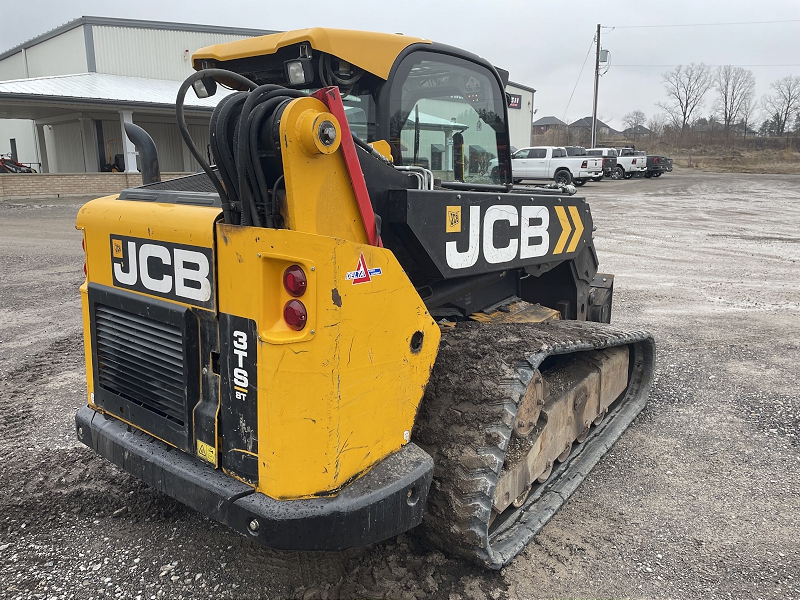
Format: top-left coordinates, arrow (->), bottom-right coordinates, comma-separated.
413,320 -> 655,569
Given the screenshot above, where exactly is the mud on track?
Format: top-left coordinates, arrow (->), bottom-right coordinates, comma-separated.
0,172 -> 798,599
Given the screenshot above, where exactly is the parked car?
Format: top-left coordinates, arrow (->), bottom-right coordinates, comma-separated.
587,148 -> 618,180
645,154 -> 673,177
490,146 -> 602,186
614,148 -> 647,179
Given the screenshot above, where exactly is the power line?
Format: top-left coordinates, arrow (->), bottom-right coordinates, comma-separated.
603,19 -> 800,29
562,35 -> 596,122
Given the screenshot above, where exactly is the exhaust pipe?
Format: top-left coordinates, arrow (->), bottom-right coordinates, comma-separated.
123,122 -> 161,185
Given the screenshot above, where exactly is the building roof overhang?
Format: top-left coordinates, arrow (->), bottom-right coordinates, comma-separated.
0,72 -> 225,121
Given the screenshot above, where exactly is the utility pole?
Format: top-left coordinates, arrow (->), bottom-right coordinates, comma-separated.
591,24 -> 601,148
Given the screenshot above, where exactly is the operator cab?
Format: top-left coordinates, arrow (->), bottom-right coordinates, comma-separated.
193,30 -> 512,186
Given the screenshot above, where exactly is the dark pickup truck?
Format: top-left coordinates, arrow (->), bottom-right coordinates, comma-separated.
645,154 -> 673,178
587,148 -> 618,180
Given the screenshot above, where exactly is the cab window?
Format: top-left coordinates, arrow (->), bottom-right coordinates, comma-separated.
389,51 -> 510,184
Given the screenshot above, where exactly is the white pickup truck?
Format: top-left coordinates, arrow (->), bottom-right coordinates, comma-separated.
614,147 -> 648,179
491,146 -> 603,186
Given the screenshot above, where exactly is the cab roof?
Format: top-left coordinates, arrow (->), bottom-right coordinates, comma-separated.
192,27 -> 432,80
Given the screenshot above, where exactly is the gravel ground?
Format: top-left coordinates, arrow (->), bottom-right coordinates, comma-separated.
0,171 -> 798,599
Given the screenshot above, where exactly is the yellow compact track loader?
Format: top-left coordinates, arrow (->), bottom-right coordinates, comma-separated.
75,28 -> 654,568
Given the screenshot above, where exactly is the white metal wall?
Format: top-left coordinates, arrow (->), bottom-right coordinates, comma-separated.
26,26 -> 88,78
0,52 -> 25,81
187,123 -> 210,172
98,118 -> 208,172
0,120 -> 38,165
92,27 -> 251,81
506,85 -> 534,150
98,119 -> 123,168
135,121 -> 184,172
49,122 -> 86,172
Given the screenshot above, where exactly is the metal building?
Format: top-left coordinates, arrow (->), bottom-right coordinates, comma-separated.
0,17 -> 536,174
505,81 -> 536,150
0,17 -> 273,173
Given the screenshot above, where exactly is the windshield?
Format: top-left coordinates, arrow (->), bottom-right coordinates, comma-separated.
389,51 -> 510,184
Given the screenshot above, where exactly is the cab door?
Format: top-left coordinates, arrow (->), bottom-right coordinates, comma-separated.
528,148 -> 548,178
510,149 -> 531,179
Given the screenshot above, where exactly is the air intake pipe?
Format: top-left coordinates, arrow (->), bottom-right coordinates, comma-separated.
123,122 -> 161,185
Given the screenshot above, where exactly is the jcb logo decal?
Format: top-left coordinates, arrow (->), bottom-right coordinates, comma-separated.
445,204 -> 584,270
110,235 -> 214,308
446,206 -> 461,233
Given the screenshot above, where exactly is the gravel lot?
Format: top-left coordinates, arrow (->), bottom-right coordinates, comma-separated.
1,170 -> 798,599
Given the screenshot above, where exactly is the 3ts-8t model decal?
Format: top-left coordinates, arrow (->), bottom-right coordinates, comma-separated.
109,235 -> 214,309
388,190 -> 592,279
219,314 -> 259,484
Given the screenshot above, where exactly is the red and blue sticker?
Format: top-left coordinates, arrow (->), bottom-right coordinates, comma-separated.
346,252 -> 382,284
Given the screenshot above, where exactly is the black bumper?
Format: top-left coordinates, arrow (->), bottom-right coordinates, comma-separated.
76,407 -> 433,550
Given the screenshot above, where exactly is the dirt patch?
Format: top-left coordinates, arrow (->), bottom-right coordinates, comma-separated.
1,174 -> 799,599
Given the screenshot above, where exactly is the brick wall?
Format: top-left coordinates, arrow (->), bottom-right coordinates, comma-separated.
0,173 -> 192,200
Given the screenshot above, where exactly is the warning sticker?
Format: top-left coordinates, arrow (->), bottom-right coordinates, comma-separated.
197,440 -> 217,465
345,252 -> 382,284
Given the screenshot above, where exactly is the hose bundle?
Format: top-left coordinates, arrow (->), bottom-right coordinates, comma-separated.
176,68 -> 307,227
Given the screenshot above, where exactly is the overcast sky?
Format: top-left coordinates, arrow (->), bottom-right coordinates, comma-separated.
3,0 -> 800,129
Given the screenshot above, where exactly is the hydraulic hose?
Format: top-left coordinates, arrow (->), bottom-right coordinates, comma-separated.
176,69 -> 258,223
177,68 -> 307,227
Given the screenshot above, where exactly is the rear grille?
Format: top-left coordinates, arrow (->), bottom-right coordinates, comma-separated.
95,304 -> 186,426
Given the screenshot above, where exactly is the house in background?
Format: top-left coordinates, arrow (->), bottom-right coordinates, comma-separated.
621,125 -> 651,138
568,117 -> 617,138
730,122 -> 759,137
532,116 -> 565,136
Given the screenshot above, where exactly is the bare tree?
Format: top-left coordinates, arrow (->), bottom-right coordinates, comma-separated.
713,66 -> 755,135
646,114 -> 666,139
657,63 -> 714,135
761,75 -> 800,136
623,110 -> 647,130
739,95 -> 757,138
622,110 -> 647,141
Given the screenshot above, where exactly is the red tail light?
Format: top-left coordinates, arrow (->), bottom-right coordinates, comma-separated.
654,157 -> 659,164
632,158 -> 637,164
81,237 -> 87,277
581,160 -> 587,168
284,299 -> 308,331
283,265 -> 307,297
